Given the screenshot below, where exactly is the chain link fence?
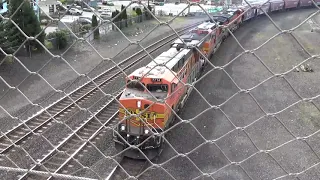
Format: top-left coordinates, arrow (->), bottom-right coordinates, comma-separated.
1,0 -> 320,179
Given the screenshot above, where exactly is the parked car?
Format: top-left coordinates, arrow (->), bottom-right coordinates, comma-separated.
100,11 -> 112,19
78,17 -> 92,25
79,16 -> 102,25
102,0 -> 114,6
68,8 -> 83,15
83,7 -> 95,12
102,8 -> 111,12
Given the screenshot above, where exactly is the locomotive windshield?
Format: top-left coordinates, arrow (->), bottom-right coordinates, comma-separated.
185,31 -> 208,41
147,84 -> 168,93
211,16 -> 228,24
127,80 -> 145,91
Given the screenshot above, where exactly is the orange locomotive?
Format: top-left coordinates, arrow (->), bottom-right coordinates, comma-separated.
113,22 -> 222,160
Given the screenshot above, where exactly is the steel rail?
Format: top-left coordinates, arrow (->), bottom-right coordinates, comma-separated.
45,112 -> 119,180
17,91 -> 122,180
0,21 -> 205,155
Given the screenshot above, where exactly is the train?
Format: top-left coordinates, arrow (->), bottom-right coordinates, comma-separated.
113,1 -> 319,160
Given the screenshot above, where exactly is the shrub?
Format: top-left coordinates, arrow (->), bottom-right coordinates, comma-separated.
130,10 -> 138,17
135,8 -> 143,22
81,24 -> 91,32
121,5 -> 128,27
112,10 -> 121,22
91,15 -> 99,39
59,0 -> 67,4
135,8 -> 142,16
44,40 -> 53,49
46,29 -> 69,50
3,55 -> 14,64
144,5 -> 153,20
112,10 -> 122,29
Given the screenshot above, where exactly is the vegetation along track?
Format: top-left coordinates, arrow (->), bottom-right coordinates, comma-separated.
17,91 -> 122,180
0,21 -> 205,155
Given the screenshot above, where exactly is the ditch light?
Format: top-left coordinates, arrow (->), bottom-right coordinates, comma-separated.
137,100 -> 141,108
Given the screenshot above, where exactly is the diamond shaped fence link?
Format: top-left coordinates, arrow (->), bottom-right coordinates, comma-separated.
0,0 -> 320,179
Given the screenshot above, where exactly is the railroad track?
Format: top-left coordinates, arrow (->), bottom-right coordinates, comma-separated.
17,92 -> 122,180
0,21 -> 205,155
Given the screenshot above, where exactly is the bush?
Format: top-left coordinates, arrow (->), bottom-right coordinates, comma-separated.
3,55 -> 14,64
121,5 -> 128,27
112,10 -> 122,29
135,8 -> 143,22
46,29 -> 69,50
44,40 -> 53,49
112,10 -> 121,22
59,0 -> 67,4
130,11 -> 138,17
135,8 -> 142,16
92,15 -> 99,39
80,24 -> 91,32
144,5 -> 153,20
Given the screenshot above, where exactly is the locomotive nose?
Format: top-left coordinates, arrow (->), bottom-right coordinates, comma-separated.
118,99 -> 165,131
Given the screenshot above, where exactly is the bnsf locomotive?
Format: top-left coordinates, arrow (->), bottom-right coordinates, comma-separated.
113,1 -> 320,159
113,8 -> 247,160
113,20 -> 224,159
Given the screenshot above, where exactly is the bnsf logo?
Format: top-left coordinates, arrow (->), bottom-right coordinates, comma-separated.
125,109 -> 156,119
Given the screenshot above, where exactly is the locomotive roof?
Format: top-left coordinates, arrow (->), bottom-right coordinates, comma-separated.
195,22 -> 216,30
130,47 -> 193,81
172,22 -> 215,44
211,9 -> 240,21
241,0 -> 270,6
225,8 -> 239,12
172,32 -> 204,44
210,15 -> 229,23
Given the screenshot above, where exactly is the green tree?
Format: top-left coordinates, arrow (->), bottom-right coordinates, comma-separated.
112,10 -> 122,29
144,5 -> 153,20
120,5 -> 128,27
47,30 -> 68,50
136,7 -> 142,16
135,8 -> 142,22
1,0 -> 44,53
0,20 -> 7,56
91,15 -> 99,39
112,10 -> 121,22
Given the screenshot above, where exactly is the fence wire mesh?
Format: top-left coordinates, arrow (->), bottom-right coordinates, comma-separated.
1,0 -> 320,179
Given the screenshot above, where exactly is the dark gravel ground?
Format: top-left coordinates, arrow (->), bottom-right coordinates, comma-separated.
0,16 -> 207,132
108,8 -> 320,180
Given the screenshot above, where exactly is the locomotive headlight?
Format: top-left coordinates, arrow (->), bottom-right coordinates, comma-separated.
144,129 -> 149,134
137,100 -> 141,108
120,124 -> 125,131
